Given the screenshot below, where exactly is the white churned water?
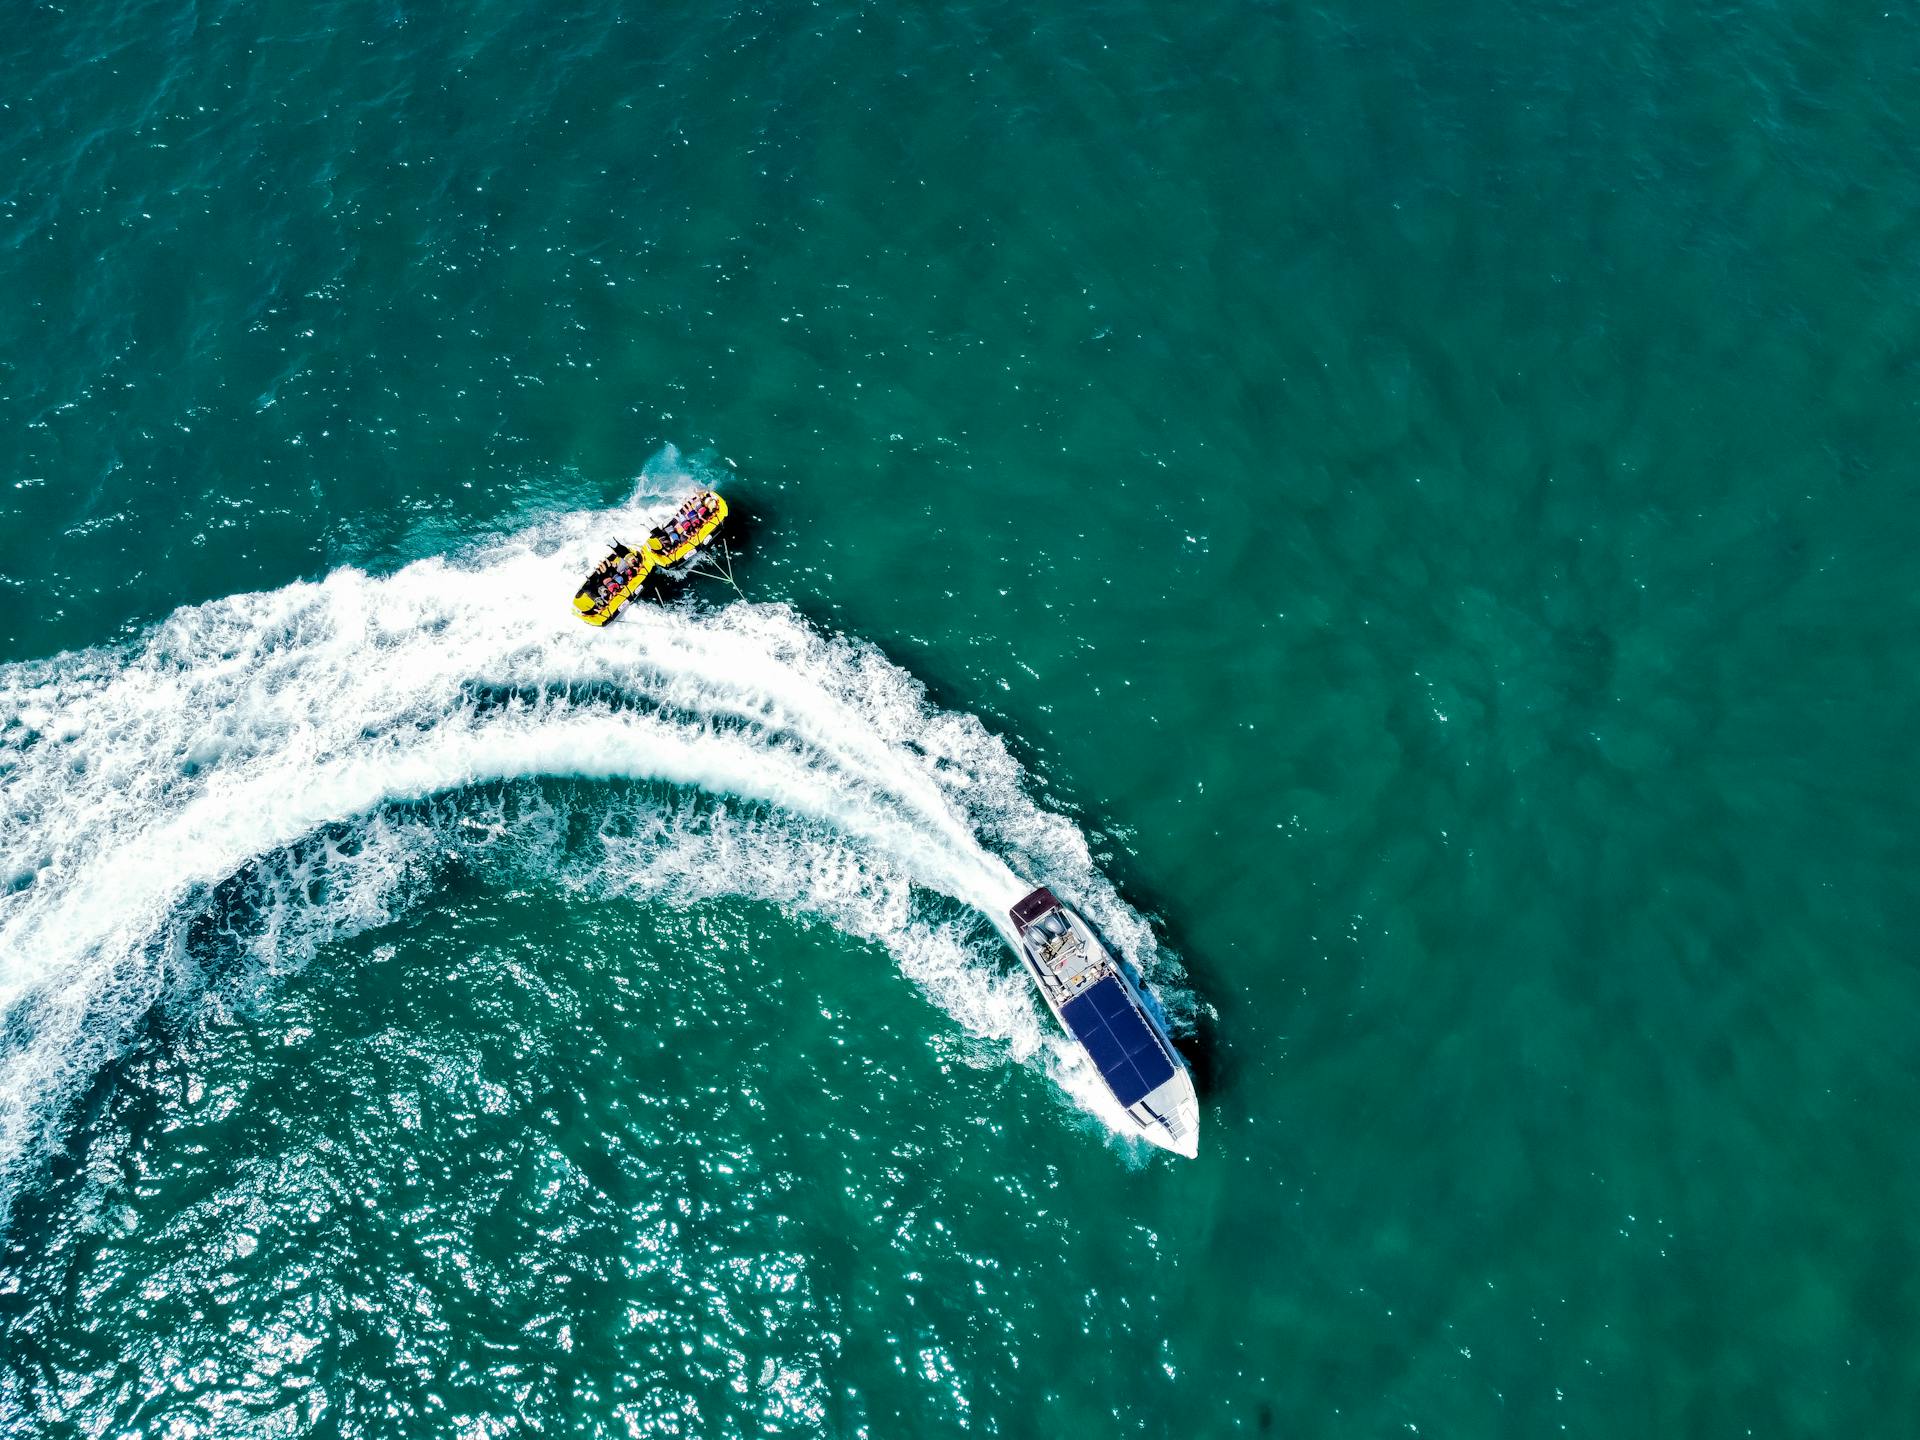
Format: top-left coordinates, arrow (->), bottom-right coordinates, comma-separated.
0,460 -> 1192,1223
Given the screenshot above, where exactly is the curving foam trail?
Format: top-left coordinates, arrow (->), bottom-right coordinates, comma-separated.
0,452 -> 1194,1222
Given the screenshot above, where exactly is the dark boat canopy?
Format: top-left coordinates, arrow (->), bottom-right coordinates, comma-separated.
1060,976 -> 1176,1108
1010,886 -> 1061,929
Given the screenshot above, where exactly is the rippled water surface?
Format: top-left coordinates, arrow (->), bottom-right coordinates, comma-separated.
5,0 -> 1920,1435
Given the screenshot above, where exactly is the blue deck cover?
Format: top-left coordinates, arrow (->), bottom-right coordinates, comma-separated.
1060,976 -> 1176,1107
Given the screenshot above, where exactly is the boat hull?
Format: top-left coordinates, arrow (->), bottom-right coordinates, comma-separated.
1008,886 -> 1200,1157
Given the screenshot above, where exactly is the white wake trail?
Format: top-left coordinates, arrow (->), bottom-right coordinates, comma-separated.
0,466 -> 1189,1218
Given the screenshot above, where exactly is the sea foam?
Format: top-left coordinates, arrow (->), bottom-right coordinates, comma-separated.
0,456 -> 1190,1221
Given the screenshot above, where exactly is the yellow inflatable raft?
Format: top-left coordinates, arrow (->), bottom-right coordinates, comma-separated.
572,489 -> 729,626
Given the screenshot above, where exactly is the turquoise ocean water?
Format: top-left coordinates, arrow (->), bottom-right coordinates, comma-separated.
4,1 -> 1920,1434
